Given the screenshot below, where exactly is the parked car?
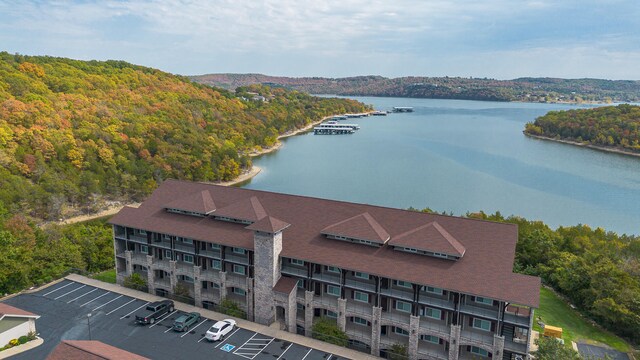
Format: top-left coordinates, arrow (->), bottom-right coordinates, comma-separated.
205,319 -> 236,341
172,312 -> 201,332
135,300 -> 174,325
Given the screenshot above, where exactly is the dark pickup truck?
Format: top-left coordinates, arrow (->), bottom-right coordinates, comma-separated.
135,300 -> 175,325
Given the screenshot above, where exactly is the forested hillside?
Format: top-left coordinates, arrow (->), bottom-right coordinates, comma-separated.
524,104 -> 640,154
0,53 -> 369,221
192,73 -> 640,103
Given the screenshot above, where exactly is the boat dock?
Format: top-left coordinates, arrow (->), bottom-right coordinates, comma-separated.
314,121 -> 360,135
392,107 -> 414,113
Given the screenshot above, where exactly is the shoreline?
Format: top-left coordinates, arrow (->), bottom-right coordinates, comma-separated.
524,133 -> 640,158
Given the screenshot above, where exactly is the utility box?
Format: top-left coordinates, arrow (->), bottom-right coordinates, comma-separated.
543,325 -> 563,339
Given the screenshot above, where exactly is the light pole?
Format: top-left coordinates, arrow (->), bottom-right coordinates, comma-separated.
87,313 -> 92,340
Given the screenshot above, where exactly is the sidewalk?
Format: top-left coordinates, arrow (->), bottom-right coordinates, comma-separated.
65,274 -> 380,360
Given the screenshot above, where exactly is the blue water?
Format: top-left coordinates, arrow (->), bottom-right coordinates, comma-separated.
242,97 -> 640,235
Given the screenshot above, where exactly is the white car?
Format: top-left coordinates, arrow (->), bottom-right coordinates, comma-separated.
205,319 -> 236,341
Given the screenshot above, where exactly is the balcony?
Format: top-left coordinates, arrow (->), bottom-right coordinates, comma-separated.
199,249 -> 221,258
225,253 -> 249,265
175,262 -> 194,276
154,277 -> 171,289
128,234 -> 148,244
152,258 -> 171,271
200,269 -> 221,282
418,296 -> 455,311
381,309 -> 411,326
504,338 -> 528,353
174,242 -> 195,253
131,252 -> 148,266
504,312 -> 531,327
419,318 -> 451,338
226,273 -> 247,288
201,288 -> 220,304
381,287 -> 414,301
379,331 -> 410,350
116,252 -> 126,259
313,295 -> 339,312
345,322 -> 371,343
152,240 -> 172,249
344,278 -> 376,292
311,272 -> 341,285
281,265 -> 308,277
459,303 -> 499,320
459,328 -> 495,348
346,300 -> 373,318
417,341 -> 449,360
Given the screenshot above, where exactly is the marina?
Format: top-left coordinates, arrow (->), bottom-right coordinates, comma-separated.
393,106 -> 414,112
313,121 -> 360,135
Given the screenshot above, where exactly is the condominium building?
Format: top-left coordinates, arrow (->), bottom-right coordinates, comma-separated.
110,180 -> 540,360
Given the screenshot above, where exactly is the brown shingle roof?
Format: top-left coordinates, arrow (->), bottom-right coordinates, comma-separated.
213,196 -> 267,222
389,221 -> 466,257
110,180 -> 540,307
164,189 -> 215,214
273,276 -> 299,294
245,216 -> 290,233
321,212 -> 390,244
46,340 -> 149,360
0,303 -> 39,318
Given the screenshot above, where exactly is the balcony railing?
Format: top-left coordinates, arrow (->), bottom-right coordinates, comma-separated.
419,318 -> 451,338
199,249 -> 221,258
379,331 -> 410,349
226,273 -> 247,288
313,295 -> 339,311
460,328 -> 495,347
200,269 -> 221,282
417,342 -> 449,360
154,277 -> 170,289
174,243 -> 195,253
504,338 -> 528,353
151,240 -> 172,249
152,258 -> 171,271
344,278 -> 376,292
201,289 -> 220,303
381,309 -> 411,325
175,262 -> 194,276
346,301 -> 373,318
128,234 -> 148,244
418,295 -> 455,310
345,322 -> 371,343
131,252 -> 148,265
380,287 -> 414,301
504,312 -> 531,326
225,253 -> 249,265
459,303 -> 499,320
311,272 -> 341,285
281,265 -> 308,277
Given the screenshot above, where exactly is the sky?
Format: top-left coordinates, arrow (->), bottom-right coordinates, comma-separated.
0,0 -> 639,80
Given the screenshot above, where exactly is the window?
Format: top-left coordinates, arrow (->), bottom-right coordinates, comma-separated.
297,303 -> 304,311
165,250 -> 172,260
424,286 -> 443,295
232,247 -> 246,255
421,335 -> 440,344
139,230 -> 147,235
327,285 -> 340,297
393,327 -> 409,336
180,237 -> 193,244
233,287 -> 246,296
470,346 -> 489,357
394,280 -> 412,288
354,291 -> 369,303
421,307 -> 441,319
475,296 -> 493,305
403,247 -> 417,253
473,318 -> 491,331
352,317 -> 368,326
325,266 -> 340,273
140,245 -> 148,254
210,243 -> 221,250
233,264 -> 246,275
180,275 -> 194,283
290,259 -> 305,266
183,254 -> 194,264
211,282 -> 220,289
395,301 -> 411,313
212,259 -> 221,270
163,234 -> 171,241
354,271 -> 369,280
325,310 -> 337,319
297,280 -> 304,289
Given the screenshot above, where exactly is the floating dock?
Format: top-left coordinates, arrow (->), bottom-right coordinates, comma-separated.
393,107 -> 414,113
314,121 -> 360,135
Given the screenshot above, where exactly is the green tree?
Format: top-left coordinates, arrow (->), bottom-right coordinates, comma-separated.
123,273 -> 146,290
311,317 -> 348,347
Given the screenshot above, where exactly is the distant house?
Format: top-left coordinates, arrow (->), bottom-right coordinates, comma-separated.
0,303 -> 39,347
47,340 -> 149,360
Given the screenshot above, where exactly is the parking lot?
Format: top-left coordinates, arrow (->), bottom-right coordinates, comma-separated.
2,279 -> 345,360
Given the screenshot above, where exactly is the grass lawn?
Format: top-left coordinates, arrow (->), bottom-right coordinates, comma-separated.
532,287 -> 631,352
91,269 -> 116,284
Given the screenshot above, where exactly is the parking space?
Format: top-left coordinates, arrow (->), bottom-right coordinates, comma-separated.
2,279 -> 345,360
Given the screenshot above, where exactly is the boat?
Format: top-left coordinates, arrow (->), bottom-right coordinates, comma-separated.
392,107 -> 414,113
371,110 -> 388,116
325,121 -> 360,130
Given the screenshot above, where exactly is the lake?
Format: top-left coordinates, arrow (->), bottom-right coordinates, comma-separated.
242,96 -> 640,235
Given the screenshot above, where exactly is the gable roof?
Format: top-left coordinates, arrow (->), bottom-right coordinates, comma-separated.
0,303 -> 39,319
46,340 -> 149,360
245,216 -> 290,233
273,276 -> 299,294
390,221 -> 466,257
213,196 -> 266,222
164,189 -> 216,214
321,212 -> 390,244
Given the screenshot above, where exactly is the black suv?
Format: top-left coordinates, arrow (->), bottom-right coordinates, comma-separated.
135,300 -> 175,325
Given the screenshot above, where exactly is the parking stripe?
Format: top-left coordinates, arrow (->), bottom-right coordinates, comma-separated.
119,301 -> 149,319
234,333 -> 274,360
276,343 -> 293,360
149,310 -> 177,328
164,326 -> 174,333
327,355 -> 332,360
93,295 -> 123,311
180,319 -> 207,338
80,292 -> 110,307
54,284 -> 86,300
301,349 -> 313,360
42,282 -> 74,296
214,327 -> 240,348
67,288 -> 98,303
106,298 -> 136,315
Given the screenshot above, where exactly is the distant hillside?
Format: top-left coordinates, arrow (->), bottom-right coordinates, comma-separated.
0,53 -> 369,221
192,73 -> 640,103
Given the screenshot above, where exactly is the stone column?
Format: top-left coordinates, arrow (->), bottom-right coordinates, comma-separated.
304,290 -> 314,337
252,229 -> 282,325
124,250 -> 133,275
337,298 -> 347,331
409,315 -> 420,360
371,306 -> 382,356
146,255 -> 155,295
246,277 -> 255,322
448,325 -> 461,360
287,289 -> 297,334
493,334 -> 505,360
169,260 -> 177,293
193,266 -> 202,307
220,271 -> 227,300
